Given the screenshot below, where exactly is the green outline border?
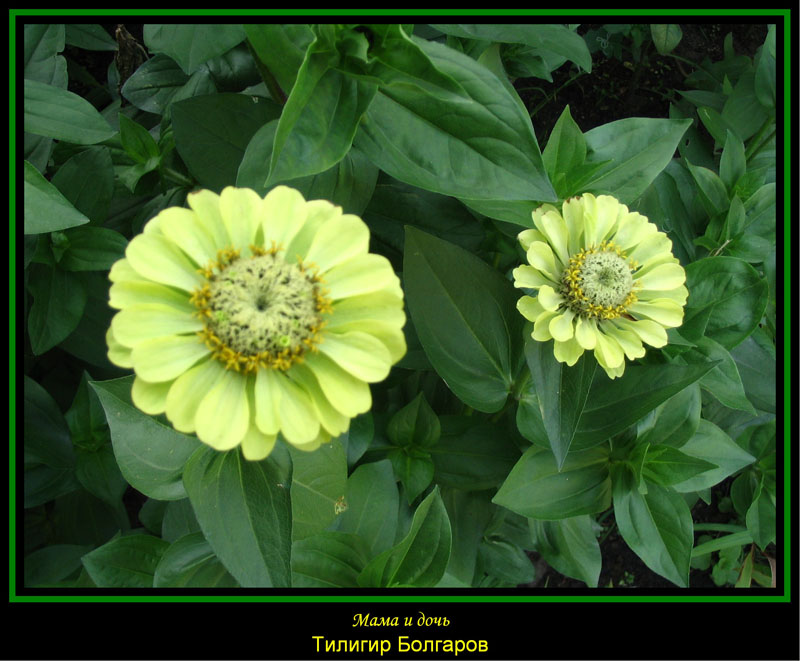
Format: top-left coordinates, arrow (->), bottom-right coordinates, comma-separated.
11,8 -> 793,604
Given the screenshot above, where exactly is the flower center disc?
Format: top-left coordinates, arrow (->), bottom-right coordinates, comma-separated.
579,251 -> 633,308
206,253 -> 322,357
562,244 -> 636,320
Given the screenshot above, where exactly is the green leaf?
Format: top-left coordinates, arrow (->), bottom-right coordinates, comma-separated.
51,488 -> 128,546
118,113 -> 160,164
24,24 -> 66,84
91,376 -> 201,501
244,24 -> 314,96
441,488 -> 494,585
24,544 -> 93,587
636,382 -> 701,448
171,92 -> 281,191
430,24 -> 592,73
58,227 -> 128,272
160,498 -> 201,543
183,446 -> 292,587
722,72 -> 769,142
691,530 -> 753,557
686,336 -> 756,414
671,419 -> 755,493
389,447 -> 435,504
292,531 -> 371,588
753,25 -> 776,111
357,486 -> 451,587
640,444 -> 717,487
75,444 -> 128,507
387,393 -> 440,449
288,439 -> 347,541
542,105 -> 587,189
82,534 -> 169,588
686,161 -> 730,217
144,24 -> 246,75
493,445 -> 612,520
238,120 -> 379,215
745,477 -> 775,550
49,146 -> 115,225
335,459 -> 399,556
24,161 -> 89,234
478,538 -> 535,585
573,362 -> 717,450
355,36 -> 555,202
730,331 -> 776,413
529,515 -> 602,587
403,227 -> 525,413
58,272 -> 117,368
611,466 -> 693,587
430,416 -> 521,491
650,24 -> 682,55
581,117 -> 692,203
24,376 -> 79,507
120,54 -> 192,114
682,256 -> 768,349
27,263 -> 88,355
64,24 -> 118,51
525,335 -> 596,468
457,197 -> 539,227
267,33 -> 377,184
65,372 -> 111,452
153,532 -> 238,587
24,78 -> 115,144
719,130 -> 746,193
362,174 -> 485,255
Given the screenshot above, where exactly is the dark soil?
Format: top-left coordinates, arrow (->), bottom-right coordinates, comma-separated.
520,23 -> 769,146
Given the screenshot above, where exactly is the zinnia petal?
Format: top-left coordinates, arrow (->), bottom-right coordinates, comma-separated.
319,331 -> 392,383
553,336 -> 584,366
194,370 -> 250,450
537,284 -> 563,312
634,262 -> 686,291
165,359 -> 225,433
305,213 -> 370,273
126,233 -> 204,292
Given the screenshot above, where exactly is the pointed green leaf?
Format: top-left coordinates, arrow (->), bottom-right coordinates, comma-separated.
529,515 -> 602,587
525,335 -> 596,468
573,362 -> 717,450
91,376 -> 201,501
288,439 -> 347,541
612,466 -> 693,587
183,446 -> 292,587
403,227 -> 525,413
144,24 -> 246,75
24,161 -> 89,234
153,532 -> 238,588
24,78 -> 115,144
82,534 -> 169,588
493,445 -> 612,520
292,531 -> 371,588
358,487 -> 451,587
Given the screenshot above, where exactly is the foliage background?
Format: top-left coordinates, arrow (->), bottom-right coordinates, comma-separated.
18,16 -> 785,596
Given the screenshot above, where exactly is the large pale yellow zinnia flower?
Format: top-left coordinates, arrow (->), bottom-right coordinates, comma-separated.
513,193 -> 687,378
106,186 -> 406,459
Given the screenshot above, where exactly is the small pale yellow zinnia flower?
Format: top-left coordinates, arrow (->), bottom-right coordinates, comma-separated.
513,193 -> 687,378
106,186 -> 406,459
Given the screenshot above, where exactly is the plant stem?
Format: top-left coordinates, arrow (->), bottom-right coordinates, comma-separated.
246,39 -> 287,105
745,126 -> 776,162
161,166 -> 194,188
